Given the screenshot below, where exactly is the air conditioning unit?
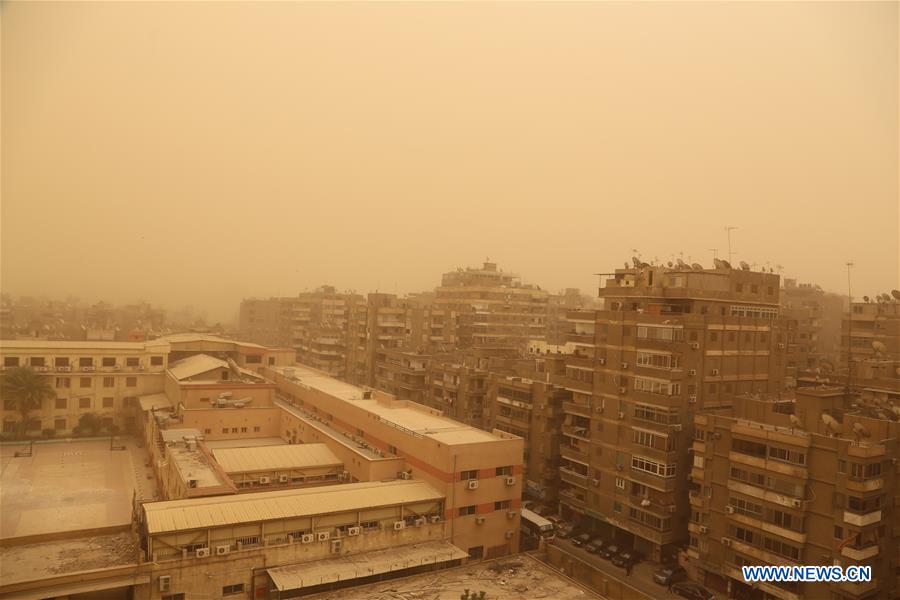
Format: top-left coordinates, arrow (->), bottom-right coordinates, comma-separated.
721,537 -> 732,547
36,366 -> 50,372
699,526 -> 708,534
215,545 -> 230,556
688,395 -> 697,404
113,365 -> 120,371
259,476 -> 271,485
668,505 -> 677,514
82,366 -> 95,372
690,343 -> 700,350
348,526 -> 361,536
301,533 -> 315,544
467,480 -> 479,490
505,531 -> 514,539
331,539 -> 342,553
592,478 -> 600,487
58,366 -> 71,372
598,358 -> 606,365
791,498 -> 803,509
399,471 -> 412,480
317,531 -> 331,541
430,515 -> 441,523
393,521 -> 406,531
505,476 -> 516,486
778,343 -> 785,350
415,517 -> 426,527
476,516 -> 486,525
689,369 -> 696,376
621,362 -> 629,370
138,366 -> 147,371
196,547 -> 210,558
159,575 -> 171,592
711,369 -> 720,376
617,411 -> 625,419
616,464 -> 624,471
711,432 -> 721,440
595,406 -> 604,414
507,510 -> 517,519
725,506 -> 735,514
618,387 -> 627,395
672,424 -> 682,432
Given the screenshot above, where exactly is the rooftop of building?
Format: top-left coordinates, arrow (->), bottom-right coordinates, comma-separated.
306,553 -> 598,600
168,353 -> 229,380
273,365 -> 507,445
143,479 -> 443,534
211,443 -> 342,474
0,339 -> 166,351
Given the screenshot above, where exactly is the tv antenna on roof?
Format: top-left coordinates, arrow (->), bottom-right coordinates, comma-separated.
725,226 -> 738,264
709,248 -> 718,261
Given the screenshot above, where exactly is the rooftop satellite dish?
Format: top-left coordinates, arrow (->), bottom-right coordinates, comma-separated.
632,256 -> 642,268
789,414 -> 803,430
892,290 -> 900,300
721,260 -> 733,270
852,422 -> 871,439
882,293 -> 893,302
667,261 -> 674,267
640,262 -> 650,268
713,258 -> 723,269
821,413 -> 841,435
863,296 -> 870,303
677,259 -> 687,269
691,263 -> 703,270
624,262 -> 630,269
872,341 -> 887,356
740,261 -> 750,270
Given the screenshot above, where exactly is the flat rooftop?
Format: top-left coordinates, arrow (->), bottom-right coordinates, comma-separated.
306,553 -> 598,600
204,437 -> 286,449
0,339 -> 163,350
0,531 -> 139,586
0,439 -> 156,541
275,365 -> 506,445
168,444 -> 228,489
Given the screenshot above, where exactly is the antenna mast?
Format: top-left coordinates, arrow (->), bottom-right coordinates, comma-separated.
846,261 -> 854,394
725,226 -> 738,265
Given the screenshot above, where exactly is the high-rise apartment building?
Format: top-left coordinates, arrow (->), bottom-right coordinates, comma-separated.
555,262 -> 791,562
842,300 -> 900,371
434,261 -> 548,349
686,386 -> 898,600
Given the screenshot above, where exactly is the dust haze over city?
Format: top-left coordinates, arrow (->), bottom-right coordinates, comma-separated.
1,3 -> 899,600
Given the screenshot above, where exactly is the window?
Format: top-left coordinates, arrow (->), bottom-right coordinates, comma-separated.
240,427 -> 247,433
732,438 -> 767,458
767,508 -> 802,532
126,357 -> 139,367
222,428 -> 229,434
54,418 -> 66,430
56,377 -> 71,388
494,500 -> 511,511
231,427 -> 238,433
458,505 -> 476,516
223,584 -> 244,595
79,357 -> 93,367
763,537 -> 800,560
850,462 -> 881,479
636,352 -> 681,370
30,357 -> 45,367
253,426 -> 260,433
730,306 -> 778,319
736,284 -> 744,293
103,397 -> 114,408
102,357 -> 116,367
834,526 -> 843,539
768,446 -> 806,465
496,466 -> 513,476
103,377 -> 114,388
4,357 -> 19,367
461,470 -> 478,480
125,377 -> 137,387
55,357 -> 69,367
80,377 -> 91,388
54,397 -> 66,409
730,497 -> 762,517
636,325 -> 684,342
150,356 -> 164,366
633,429 -> 673,451
634,377 -> 679,396
79,398 -> 91,409
245,354 -> 262,364
733,526 -> 755,544
631,456 -> 676,478
633,403 -> 679,425
615,477 -> 626,489
236,535 -> 259,547
709,332 -> 718,342
204,428 -> 212,434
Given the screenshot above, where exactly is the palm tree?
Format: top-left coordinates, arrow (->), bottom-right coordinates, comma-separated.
1,367 -> 55,436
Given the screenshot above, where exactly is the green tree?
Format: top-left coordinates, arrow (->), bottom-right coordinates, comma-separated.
78,413 -> 103,436
0,367 -> 55,437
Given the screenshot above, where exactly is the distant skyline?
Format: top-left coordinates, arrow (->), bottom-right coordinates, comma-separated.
3,2 -> 897,322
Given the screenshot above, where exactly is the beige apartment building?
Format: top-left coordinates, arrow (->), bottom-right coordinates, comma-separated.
842,300 -> 900,377
555,262 -> 791,562
687,386 -> 899,600
434,261 -> 549,349
781,280 -> 845,371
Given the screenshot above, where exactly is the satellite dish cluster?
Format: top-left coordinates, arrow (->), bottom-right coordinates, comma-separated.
862,290 -> 900,304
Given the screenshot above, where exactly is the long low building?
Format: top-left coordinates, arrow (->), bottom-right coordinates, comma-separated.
211,443 -> 344,489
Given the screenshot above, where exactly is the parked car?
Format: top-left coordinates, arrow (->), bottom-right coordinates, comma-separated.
585,537 -> 607,554
653,565 -> 688,586
598,543 -> 621,560
671,582 -> 715,600
570,533 -> 592,547
555,523 -> 575,539
611,549 -> 643,568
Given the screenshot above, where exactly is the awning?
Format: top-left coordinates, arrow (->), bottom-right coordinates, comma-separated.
138,393 -> 172,411
267,541 -> 468,592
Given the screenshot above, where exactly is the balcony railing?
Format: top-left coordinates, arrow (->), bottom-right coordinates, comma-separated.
562,402 -> 592,417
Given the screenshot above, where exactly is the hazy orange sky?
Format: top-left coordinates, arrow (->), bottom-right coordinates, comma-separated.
2,1 -> 897,322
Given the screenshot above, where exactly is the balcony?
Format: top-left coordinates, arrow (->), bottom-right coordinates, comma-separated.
562,401 -> 593,417
559,488 -> 588,510
846,477 -> 883,493
560,445 -> 590,464
568,333 -> 595,346
559,468 -> 589,488
832,578 -> 879,598
841,542 -> 879,561
562,424 -> 591,441
844,510 -> 881,527
628,468 -> 677,492
557,377 -> 592,394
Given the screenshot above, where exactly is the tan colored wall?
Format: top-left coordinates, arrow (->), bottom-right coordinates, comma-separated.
181,407 -> 282,439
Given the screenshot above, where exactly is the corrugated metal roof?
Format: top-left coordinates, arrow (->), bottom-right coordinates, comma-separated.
212,444 -> 342,474
0,340 -> 166,350
138,393 -> 172,411
267,541 -> 468,591
167,354 -> 228,380
143,480 -> 443,534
